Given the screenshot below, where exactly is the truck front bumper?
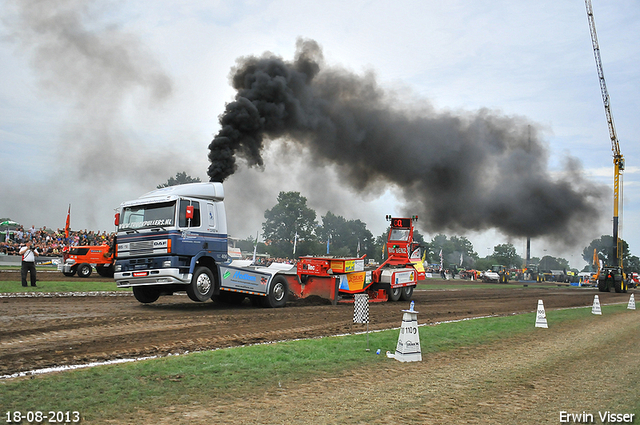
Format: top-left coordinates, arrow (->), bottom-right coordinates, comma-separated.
115,268 -> 192,287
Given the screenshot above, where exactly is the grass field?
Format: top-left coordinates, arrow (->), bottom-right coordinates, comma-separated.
0,281 -> 130,293
1,303 -> 631,423
0,264 -> 129,293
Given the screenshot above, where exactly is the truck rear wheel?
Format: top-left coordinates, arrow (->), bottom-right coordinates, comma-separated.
187,266 -> 215,302
262,275 -> 288,308
387,287 -> 401,302
77,263 -> 92,278
399,285 -> 414,301
133,286 -> 160,304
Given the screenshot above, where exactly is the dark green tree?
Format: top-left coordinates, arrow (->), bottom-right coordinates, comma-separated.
492,243 -> 522,268
430,234 -> 454,265
262,192 -> 318,258
317,212 -> 375,258
373,231 -> 387,263
474,256 -> 495,271
538,255 -> 570,271
429,234 -> 477,268
626,255 -> 640,273
582,235 -> 635,270
157,171 -> 201,188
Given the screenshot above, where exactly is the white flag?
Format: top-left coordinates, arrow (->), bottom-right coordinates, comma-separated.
252,232 -> 259,264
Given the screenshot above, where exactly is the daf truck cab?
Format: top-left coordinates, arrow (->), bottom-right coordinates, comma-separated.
114,183 -> 228,303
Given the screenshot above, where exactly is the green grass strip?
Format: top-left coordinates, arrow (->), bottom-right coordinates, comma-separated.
0,304 -> 631,421
0,281 -> 130,293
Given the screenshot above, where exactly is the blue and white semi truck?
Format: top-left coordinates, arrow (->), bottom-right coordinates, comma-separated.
113,182 -> 293,307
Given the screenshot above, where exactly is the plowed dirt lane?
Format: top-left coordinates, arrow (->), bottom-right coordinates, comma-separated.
1,270 -> 634,377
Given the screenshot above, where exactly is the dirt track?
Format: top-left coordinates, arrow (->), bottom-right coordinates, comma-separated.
0,271 -> 635,377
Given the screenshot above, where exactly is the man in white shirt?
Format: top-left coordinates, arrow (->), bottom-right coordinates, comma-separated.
19,241 -> 39,287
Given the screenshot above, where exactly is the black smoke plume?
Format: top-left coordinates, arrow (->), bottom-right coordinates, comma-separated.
208,39 -> 605,240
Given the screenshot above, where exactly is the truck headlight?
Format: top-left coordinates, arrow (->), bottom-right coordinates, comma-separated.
162,260 -> 172,268
114,264 -> 122,272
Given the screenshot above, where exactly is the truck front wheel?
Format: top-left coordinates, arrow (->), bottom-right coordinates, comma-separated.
187,266 -> 215,302
133,286 -> 160,304
262,275 -> 288,308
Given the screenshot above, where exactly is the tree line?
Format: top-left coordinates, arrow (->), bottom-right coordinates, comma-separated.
235,190 -> 640,273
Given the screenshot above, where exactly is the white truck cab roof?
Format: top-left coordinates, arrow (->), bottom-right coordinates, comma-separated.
140,182 -> 224,201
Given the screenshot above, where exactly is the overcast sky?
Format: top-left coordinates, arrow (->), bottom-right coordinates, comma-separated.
1,0 -> 638,268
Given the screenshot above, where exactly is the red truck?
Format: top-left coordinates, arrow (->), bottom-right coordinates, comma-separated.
58,245 -> 114,278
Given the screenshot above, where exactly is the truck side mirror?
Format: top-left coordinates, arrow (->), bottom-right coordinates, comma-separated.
186,206 -> 194,220
114,213 -> 120,226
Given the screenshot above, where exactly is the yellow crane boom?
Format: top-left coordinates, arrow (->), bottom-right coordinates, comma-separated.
585,0 -> 625,268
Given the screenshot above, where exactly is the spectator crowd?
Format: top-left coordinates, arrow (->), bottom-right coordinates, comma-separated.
0,225 -> 115,256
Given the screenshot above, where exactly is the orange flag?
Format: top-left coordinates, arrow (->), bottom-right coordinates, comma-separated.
65,205 -> 71,238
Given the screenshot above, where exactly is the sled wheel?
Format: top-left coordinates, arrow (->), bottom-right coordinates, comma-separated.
399,285 -> 414,301
387,287 -> 402,302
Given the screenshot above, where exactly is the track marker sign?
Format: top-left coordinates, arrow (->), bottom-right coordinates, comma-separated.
535,300 -> 548,328
592,295 -> 602,315
628,294 -> 636,310
392,301 -> 422,362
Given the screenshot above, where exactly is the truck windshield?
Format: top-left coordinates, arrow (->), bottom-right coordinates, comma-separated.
119,201 -> 176,230
389,229 -> 410,241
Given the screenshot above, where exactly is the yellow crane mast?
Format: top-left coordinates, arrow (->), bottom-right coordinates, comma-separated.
585,0 -> 625,268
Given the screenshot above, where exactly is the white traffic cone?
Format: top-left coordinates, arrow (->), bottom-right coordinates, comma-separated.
628,294 -> 636,310
535,299 -> 548,328
592,295 -> 602,315
393,301 -> 422,362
